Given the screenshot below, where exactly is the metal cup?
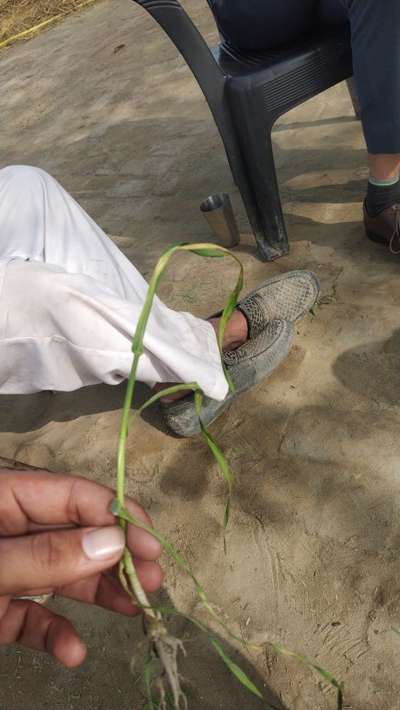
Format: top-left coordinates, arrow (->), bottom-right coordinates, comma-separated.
200,193 -> 240,248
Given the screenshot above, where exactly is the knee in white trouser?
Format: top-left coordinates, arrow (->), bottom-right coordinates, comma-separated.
0,164 -> 51,187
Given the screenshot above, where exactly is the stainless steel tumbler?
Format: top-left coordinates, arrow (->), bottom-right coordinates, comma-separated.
200,193 -> 240,248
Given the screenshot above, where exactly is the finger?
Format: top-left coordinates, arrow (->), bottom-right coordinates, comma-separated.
0,526 -> 127,596
58,559 -> 164,615
0,470 -> 161,560
0,599 -> 86,667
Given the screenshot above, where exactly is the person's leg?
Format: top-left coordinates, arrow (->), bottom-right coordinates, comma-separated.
210,0 -> 317,53
0,257 -> 236,399
318,0 -> 348,25
301,0 -> 400,234
0,165 -> 316,424
0,164 -> 151,301
0,165 -> 231,399
340,1 -> 400,221
0,164 -> 248,350
344,0 -> 400,159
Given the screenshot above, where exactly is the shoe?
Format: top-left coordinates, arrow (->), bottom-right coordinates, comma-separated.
211,270 -> 319,339
162,319 -> 294,437
237,270 -> 319,337
364,201 -> 400,254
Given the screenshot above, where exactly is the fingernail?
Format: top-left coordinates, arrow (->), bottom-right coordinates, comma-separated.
82,526 -> 125,561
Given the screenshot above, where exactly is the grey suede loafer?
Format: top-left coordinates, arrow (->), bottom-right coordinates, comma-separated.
237,270 -> 319,338
162,318 -> 294,437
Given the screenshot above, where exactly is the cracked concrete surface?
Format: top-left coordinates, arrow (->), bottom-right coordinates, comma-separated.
1,1 -> 400,709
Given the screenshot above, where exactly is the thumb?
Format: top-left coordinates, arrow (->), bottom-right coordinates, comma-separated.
0,526 -> 125,596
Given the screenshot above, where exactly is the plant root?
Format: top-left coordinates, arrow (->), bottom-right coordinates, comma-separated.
149,619 -> 188,710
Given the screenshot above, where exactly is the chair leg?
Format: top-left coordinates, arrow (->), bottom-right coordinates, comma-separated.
227,114 -> 289,261
204,84 -> 289,260
346,77 -> 361,120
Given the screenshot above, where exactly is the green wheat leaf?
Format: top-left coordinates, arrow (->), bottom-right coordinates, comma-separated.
118,242 -> 243,512
112,501 -> 198,583
190,247 -> 226,258
199,421 -> 232,528
271,644 -> 343,710
113,502 -> 251,649
116,419 -> 342,703
211,639 -> 263,699
138,383 -> 199,413
139,606 -> 265,705
114,242 -> 344,709
193,389 -> 233,528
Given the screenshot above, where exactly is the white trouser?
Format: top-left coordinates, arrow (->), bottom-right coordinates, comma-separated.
0,165 -> 228,399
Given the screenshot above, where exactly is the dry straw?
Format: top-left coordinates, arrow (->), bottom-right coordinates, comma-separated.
0,0 -> 97,49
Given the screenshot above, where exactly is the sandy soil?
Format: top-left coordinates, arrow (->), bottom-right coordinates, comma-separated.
1,1 -> 400,709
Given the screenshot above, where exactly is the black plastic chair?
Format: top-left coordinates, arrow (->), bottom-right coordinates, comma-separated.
133,0 -> 354,261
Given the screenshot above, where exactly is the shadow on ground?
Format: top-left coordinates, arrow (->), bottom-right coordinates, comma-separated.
1,590 -> 287,710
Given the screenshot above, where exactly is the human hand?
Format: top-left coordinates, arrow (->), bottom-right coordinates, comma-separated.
0,470 -> 162,667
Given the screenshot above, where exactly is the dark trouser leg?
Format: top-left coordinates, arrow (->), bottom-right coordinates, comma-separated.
210,0 -> 318,52
320,0 -> 400,156
318,0 -> 348,25
343,0 -> 400,154
211,0 -> 350,51
339,0 -> 400,228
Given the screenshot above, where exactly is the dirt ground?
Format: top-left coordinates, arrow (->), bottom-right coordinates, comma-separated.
1,1 -> 400,709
